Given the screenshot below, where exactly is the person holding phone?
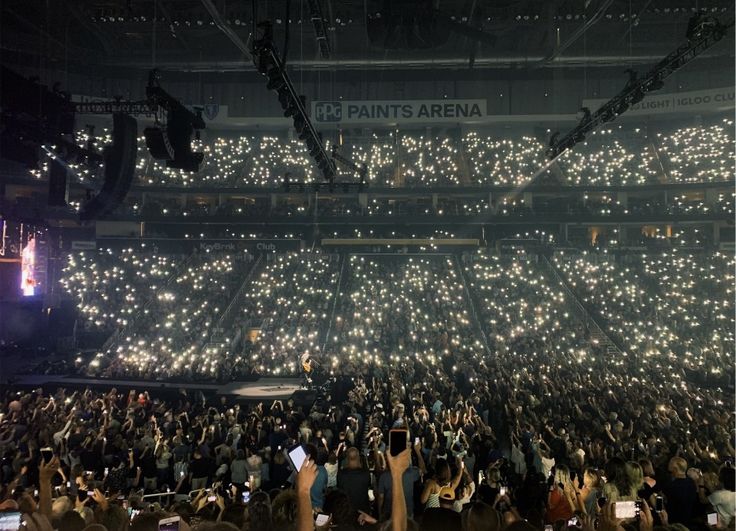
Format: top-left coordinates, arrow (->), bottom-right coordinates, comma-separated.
377,435 -> 425,521
301,444 -> 328,512
103,456 -> 128,498
545,465 -> 576,524
573,468 -> 603,515
386,445 -> 413,531
295,456 -> 319,531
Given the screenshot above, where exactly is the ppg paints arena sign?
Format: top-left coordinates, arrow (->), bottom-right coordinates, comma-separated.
312,99 -> 487,124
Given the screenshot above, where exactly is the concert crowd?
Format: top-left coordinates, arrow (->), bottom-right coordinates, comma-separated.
29,120 -> 733,189
1,247 -> 734,531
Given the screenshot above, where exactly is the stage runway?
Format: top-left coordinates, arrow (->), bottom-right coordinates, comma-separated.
218,378 -> 302,400
10,374 -> 305,402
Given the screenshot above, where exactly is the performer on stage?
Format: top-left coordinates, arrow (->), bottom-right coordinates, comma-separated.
300,352 -> 314,388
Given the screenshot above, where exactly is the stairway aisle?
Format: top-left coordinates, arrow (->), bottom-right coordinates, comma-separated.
453,254 -> 491,355
541,254 -> 623,357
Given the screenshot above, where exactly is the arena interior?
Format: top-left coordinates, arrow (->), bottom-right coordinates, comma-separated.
0,1 -> 734,531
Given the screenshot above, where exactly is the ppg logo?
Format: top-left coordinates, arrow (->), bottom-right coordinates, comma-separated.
315,102 -> 342,122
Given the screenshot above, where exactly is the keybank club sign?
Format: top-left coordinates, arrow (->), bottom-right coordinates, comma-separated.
312,99 -> 487,124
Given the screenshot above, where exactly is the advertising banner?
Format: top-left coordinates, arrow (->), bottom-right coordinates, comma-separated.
311,99 -> 487,124
583,86 -> 734,116
96,238 -> 302,254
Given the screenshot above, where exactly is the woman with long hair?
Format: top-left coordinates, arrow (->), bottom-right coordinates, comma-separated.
602,457 -> 636,502
477,466 -> 502,506
573,468 -> 602,515
420,459 -> 462,509
626,461 -> 645,499
545,464 -> 576,524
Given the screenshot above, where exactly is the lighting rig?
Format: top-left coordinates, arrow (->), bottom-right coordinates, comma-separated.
1,67 -> 204,217
547,14 -> 733,159
77,70 -> 206,172
252,21 -> 366,188
306,0 -> 331,59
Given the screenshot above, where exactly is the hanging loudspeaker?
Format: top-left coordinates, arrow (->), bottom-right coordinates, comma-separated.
79,113 -> 137,221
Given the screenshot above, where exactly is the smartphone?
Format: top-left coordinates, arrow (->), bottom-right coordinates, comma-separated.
242,491 -> 250,504
286,444 -> 308,473
414,437 -> 420,446
655,495 -> 664,512
207,495 -> 217,502
499,486 -> 508,496
130,509 -> 141,522
478,470 -> 485,484
368,489 -> 375,502
159,515 -> 180,531
0,512 -> 21,531
87,491 -> 95,497
544,526 -> 553,531
315,513 -> 330,526
104,467 -> 109,476
707,513 -> 718,526
41,448 -> 54,464
567,516 -> 579,526
33,489 -> 39,497
180,471 -> 185,479
389,429 -> 408,456
615,501 -> 638,519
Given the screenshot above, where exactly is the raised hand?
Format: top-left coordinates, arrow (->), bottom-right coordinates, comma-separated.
296,458 -> 318,494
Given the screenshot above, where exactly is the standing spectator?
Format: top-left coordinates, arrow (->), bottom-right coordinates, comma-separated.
155,442 -> 171,489
545,464 -> 575,524
662,456 -> 698,526
305,444 -> 328,511
377,452 -> 422,521
245,448 -> 263,489
103,457 -> 128,497
189,449 -> 210,491
139,446 -> 157,492
324,452 -> 339,489
708,467 -> 735,527
421,459 -> 462,509
230,450 -> 248,485
337,447 -> 372,514
573,467 -> 602,515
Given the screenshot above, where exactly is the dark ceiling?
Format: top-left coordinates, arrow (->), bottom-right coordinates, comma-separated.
1,0 -> 734,73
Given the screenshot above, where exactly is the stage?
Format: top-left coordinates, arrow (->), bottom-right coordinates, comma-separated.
219,378 -> 303,400
10,374 -> 308,403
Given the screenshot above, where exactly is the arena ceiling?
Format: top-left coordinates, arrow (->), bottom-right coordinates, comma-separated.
1,0 -> 734,73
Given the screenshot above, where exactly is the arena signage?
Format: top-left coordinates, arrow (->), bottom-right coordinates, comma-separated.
70,241 -> 97,250
311,99 -> 487,124
583,86 -> 734,116
96,238 -> 301,253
